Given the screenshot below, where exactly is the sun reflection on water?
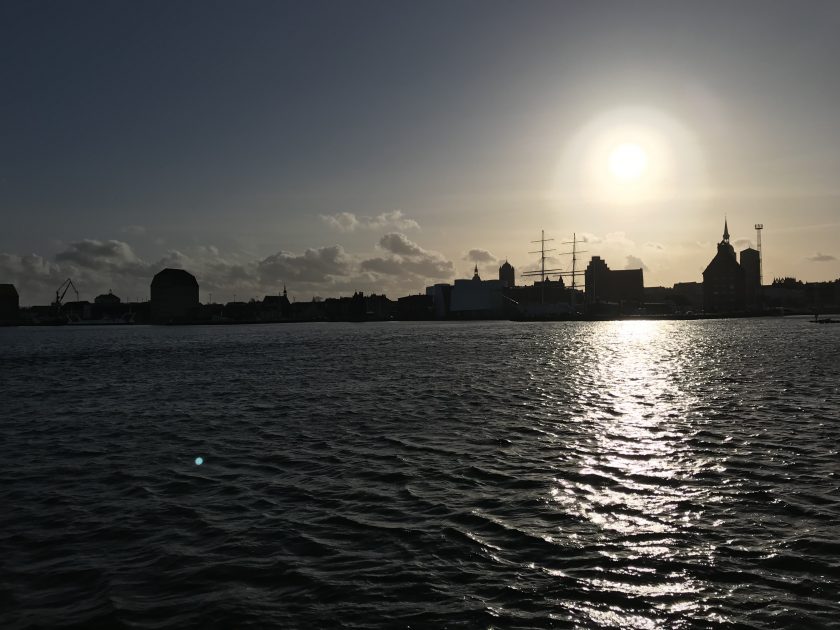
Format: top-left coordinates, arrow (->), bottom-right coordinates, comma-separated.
548,321 -> 722,626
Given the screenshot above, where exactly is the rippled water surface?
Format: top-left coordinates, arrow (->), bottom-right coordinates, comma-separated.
1,320 -> 839,629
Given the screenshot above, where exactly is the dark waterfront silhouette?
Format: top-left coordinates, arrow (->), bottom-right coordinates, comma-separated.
1,320 -> 839,628
5,223 -> 840,326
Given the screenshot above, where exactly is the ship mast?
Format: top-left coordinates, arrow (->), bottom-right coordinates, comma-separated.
522,230 -> 562,304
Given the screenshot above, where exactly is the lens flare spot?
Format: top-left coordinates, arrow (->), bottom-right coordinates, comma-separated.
195,457 -> 204,465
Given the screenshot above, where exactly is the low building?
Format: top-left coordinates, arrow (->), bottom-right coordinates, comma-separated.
397,294 -> 433,320
584,256 -> 644,306
94,290 -> 121,305
673,282 -> 703,310
507,278 -> 568,306
150,268 -> 199,324
0,284 -> 19,325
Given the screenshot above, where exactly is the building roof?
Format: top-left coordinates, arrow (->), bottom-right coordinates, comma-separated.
703,247 -> 741,278
151,268 -> 198,288
95,290 -> 121,303
0,284 -> 19,298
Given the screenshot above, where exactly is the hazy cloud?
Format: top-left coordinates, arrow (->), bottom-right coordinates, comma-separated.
464,248 -> 496,263
644,241 -> 665,250
320,212 -> 359,232
605,232 -> 635,248
625,255 -> 649,272
807,252 -> 837,262
578,232 -> 602,244
120,225 -> 146,236
577,232 -> 635,248
320,210 -> 419,232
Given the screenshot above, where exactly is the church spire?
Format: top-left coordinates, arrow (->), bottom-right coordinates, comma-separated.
723,217 -> 730,242
472,264 -> 481,281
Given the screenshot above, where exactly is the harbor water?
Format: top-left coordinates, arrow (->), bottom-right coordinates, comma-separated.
1,320 -> 839,628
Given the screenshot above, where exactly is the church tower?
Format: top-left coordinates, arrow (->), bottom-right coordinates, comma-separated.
718,218 -> 736,260
703,218 -> 744,312
498,260 -> 515,287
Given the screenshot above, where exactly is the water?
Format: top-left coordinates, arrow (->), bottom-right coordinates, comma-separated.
1,320 -> 839,629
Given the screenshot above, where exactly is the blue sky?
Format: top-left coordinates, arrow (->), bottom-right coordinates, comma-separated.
3,0 -> 840,303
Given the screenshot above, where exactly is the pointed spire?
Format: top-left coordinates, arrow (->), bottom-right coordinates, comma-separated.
283,284 -> 287,297
723,217 -> 730,242
472,264 -> 481,281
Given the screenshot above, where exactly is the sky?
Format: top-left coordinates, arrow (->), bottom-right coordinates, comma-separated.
2,0 -> 840,304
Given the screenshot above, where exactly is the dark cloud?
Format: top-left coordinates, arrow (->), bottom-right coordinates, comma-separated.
55,239 -> 140,270
464,248 -> 496,263
360,257 -> 403,275
362,233 -> 454,281
807,252 -> 837,262
378,232 -> 429,257
361,256 -> 452,279
258,245 -> 353,284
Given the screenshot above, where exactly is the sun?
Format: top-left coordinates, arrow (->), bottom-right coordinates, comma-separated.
608,143 -> 648,182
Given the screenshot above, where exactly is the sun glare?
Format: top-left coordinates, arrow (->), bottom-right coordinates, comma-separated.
553,106 -> 707,206
608,143 -> 648,182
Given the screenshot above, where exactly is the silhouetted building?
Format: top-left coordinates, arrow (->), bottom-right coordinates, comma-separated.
450,265 -> 505,316
804,279 -> 840,312
151,268 -> 199,324
262,286 -> 291,319
702,220 -> 745,313
740,247 -> 761,309
673,282 -> 703,310
363,293 -> 394,320
763,277 -> 806,310
94,290 -> 121,305
584,256 -> 644,306
397,294 -> 433,320
426,283 -> 452,319
499,260 -> 515,287
0,283 -> 19,325
506,277 -> 568,305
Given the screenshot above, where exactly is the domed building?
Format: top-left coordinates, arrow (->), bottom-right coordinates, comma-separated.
151,268 -> 199,324
498,260 -> 515,288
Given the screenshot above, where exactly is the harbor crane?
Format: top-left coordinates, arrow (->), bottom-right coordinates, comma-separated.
53,278 -> 79,307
